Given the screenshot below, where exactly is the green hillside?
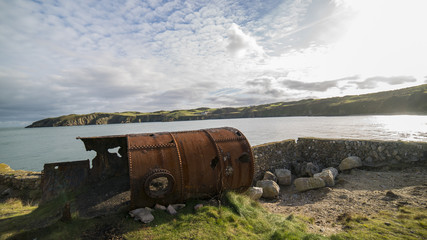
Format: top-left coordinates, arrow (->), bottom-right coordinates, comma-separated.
26,84 -> 427,128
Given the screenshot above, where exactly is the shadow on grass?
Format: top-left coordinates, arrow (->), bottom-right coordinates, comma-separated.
2,192 -> 329,240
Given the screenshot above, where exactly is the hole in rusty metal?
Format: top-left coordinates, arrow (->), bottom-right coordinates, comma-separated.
235,131 -> 242,136
210,156 -> 219,169
144,169 -> 175,198
238,152 -> 250,163
108,146 -> 122,158
149,177 -> 168,192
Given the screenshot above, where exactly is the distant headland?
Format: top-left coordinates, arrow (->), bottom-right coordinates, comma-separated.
26,84 -> 427,128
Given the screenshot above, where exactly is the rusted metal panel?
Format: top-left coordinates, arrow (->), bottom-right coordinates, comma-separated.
78,136 -> 128,180
41,160 -> 90,202
40,127 -> 254,209
127,127 -> 254,208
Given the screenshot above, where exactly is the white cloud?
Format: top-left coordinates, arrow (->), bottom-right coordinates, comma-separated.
226,23 -> 264,58
0,0 -> 425,125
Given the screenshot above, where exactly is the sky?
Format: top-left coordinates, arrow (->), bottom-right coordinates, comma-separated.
0,0 -> 426,126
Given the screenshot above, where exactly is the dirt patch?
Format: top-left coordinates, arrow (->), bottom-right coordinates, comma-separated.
75,175 -> 130,218
260,166 -> 427,236
81,223 -> 125,240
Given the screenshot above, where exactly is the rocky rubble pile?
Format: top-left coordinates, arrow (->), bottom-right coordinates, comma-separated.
248,156 -> 364,199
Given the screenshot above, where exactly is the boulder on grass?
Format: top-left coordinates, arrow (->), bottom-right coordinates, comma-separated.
275,169 -> 292,185
129,208 -> 154,223
245,187 -> 263,200
339,156 -> 362,171
294,177 -> 325,192
256,180 -> 280,198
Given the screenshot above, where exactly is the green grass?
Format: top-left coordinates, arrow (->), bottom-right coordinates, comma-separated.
0,193 -> 74,239
1,192 -> 426,239
123,192 -> 327,240
331,207 -> 427,240
0,192 -> 326,240
27,84 -> 427,127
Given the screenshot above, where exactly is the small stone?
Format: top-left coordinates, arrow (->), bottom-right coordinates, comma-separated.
208,199 -> 219,207
339,156 -> 362,171
275,169 -> 292,185
338,194 -> 349,200
323,167 -> 338,179
1,188 -> 12,196
294,177 -> 325,192
313,170 -> 335,187
256,180 -> 280,198
305,162 -> 320,177
171,204 -> 186,210
167,204 -> 177,215
263,171 -> 277,182
378,146 -> 385,152
154,204 -> 166,211
245,187 -> 263,200
194,203 -> 204,211
129,208 -> 155,223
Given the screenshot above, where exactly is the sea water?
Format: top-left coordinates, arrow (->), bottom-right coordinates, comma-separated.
0,115 -> 426,171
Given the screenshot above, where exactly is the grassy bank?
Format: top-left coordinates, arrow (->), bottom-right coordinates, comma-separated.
0,192 -> 426,239
27,84 -> 427,127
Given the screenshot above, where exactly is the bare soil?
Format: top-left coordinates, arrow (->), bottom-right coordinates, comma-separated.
260,166 -> 427,236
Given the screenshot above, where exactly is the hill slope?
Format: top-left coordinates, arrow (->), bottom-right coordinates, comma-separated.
26,84 -> 427,128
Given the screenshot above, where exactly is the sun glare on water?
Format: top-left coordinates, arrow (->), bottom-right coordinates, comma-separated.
371,115 -> 427,141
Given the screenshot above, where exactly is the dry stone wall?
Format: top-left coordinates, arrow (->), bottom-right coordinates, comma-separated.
252,140 -> 296,180
253,138 -> 427,180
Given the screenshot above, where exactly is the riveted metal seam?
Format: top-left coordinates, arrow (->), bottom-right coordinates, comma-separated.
129,143 -> 176,150
214,137 -> 246,143
203,129 -> 224,192
126,135 -> 135,209
169,133 -> 185,202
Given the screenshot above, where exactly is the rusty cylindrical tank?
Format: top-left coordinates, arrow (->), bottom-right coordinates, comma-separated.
127,127 -> 254,208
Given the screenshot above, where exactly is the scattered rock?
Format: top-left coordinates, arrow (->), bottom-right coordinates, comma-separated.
305,162 -> 320,177
172,204 -> 186,210
1,188 -> 11,196
323,167 -> 338,179
383,190 -> 399,201
263,171 -> 277,182
194,203 -> 204,211
129,208 -> 154,223
208,199 -> 219,207
167,204 -> 177,215
338,194 -> 349,200
294,177 -> 325,192
339,156 -> 362,171
154,204 -> 166,211
245,187 -> 263,200
256,180 -> 280,198
275,169 -> 292,185
313,169 -> 335,187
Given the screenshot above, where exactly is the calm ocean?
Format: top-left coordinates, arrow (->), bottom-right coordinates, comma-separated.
1,115 -> 426,171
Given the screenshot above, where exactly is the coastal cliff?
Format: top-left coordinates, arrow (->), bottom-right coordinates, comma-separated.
27,84 -> 427,128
